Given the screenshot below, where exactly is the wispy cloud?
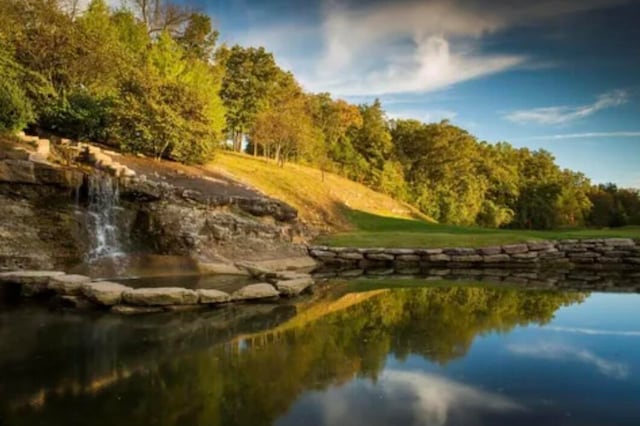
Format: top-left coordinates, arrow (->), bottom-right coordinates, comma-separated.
508,342 -> 630,379
316,370 -> 523,426
526,131 -> 640,140
235,0 -> 631,97
544,326 -> 640,336
506,90 -> 629,125
388,108 -> 458,123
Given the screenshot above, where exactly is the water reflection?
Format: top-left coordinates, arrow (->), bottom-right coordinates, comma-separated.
1,283 -> 639,426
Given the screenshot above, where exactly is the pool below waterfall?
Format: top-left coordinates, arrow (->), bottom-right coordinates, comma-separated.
1,275 -> 639,426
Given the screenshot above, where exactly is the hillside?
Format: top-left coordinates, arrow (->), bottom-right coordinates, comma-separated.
207,152 -> 430,231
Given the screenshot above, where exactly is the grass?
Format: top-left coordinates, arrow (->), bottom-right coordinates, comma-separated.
207,152 -> 428,231
207,151 -> 640,249
315,209 -> 640,248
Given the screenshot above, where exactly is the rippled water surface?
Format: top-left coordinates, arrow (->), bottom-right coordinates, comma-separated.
1,280 -> 639,426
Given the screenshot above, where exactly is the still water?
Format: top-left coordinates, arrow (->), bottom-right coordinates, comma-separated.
0,281 -> 639,426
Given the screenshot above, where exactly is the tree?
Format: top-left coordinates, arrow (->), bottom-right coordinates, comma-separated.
218,45 -> 280,152
250,71 -> 318,166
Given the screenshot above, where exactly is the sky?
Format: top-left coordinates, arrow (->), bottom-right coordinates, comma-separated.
185,0 -> 640,187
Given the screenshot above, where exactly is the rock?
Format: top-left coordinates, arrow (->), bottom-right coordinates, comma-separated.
512,252 -> 539,260
502,244 -> 529,254
416,248 -> 443,255
483,254 -> 511,263
604,238 -> 635,247
428,254 -> 451,263
0,270 -> 65,297
451,255 -> 483,263
196,262 -> 249,276
122,287 -> 198,306
310,249 -> 337,258
396,254 -> 421,262
444,248 -> 477,255
48,274 -> 91,295
527,241 -> 555,251
0,270 -> 65,284
197,289 -> 231,304
366,253 -> 394,261
232,283 -> 280,301
275,277 -> 314,296
235,262 -> 276,279
338,252 -> 364,261
479,246 -> 502,255
387,248 -> 418,255
82,281 -> 132,306
111,305 -> 164,315
568,252 -> 600,258
52,295 -> 94,310
625,258 -> 640,264
275,270 -> 310,280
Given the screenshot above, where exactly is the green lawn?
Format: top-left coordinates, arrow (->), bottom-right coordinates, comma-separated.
314,209 -> 640,248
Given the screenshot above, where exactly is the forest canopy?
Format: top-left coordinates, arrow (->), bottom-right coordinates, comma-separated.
0,0 -> 637,229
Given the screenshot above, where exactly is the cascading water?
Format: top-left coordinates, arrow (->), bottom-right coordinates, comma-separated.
86,174 -> 124,262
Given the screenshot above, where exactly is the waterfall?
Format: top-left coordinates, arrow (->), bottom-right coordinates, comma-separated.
86,174 -> 124,261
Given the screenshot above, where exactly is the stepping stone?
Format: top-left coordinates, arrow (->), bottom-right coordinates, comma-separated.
197,289 -> 231,304
232,283 -> 279,301
275,277 -> 314,297
49,274 -> 91,295
122,287 -> 198,306
82,282 -> 132,306
0,270 -> 65,297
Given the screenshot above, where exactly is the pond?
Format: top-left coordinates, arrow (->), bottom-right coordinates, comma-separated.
1,279 -> 639,426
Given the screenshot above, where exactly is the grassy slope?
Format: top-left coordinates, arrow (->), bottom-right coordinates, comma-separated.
207,152 -> 428,230
208,152 -> 640,248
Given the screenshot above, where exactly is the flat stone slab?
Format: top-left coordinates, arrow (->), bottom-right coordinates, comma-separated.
232,283 -> 280,301
235,262 -> 276,279
0,270 -> 64,284
275,277 -> 314,297
82,282 -> 132,306
197,289 -> 231,304
49,274 -> 91,295
122,287 -> 198,306
196,262 -> 249,276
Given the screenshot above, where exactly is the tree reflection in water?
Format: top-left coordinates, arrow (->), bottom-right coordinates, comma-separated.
0,285 -> 585,426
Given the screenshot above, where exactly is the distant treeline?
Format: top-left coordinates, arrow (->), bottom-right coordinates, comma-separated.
0,0 -> 638,229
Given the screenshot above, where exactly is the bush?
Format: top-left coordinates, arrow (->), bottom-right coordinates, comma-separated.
39,91 -> 113,142
0,78 -> 34,133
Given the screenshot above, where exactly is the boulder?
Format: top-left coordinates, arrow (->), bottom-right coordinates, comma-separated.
275,277 -> 314,297
197,289 -> 231,304
235,262 -> 276,279
48,274 -> 91,295
82,281 -> 132,306
479,246 -> 502,255
122,287 -> 198,306
232,283 -> 280,301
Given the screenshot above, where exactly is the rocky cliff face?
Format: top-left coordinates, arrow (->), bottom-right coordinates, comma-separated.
0,136 -> 309,271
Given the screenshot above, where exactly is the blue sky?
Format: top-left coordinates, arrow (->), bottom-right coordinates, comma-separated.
188,0 -> 640,187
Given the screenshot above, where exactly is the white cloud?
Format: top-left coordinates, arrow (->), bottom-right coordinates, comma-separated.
506,90 -> 629,125
235,0 -> 632,97
312,370 -> 523,426
526,131 -> 640,140
508,342 -> 630,379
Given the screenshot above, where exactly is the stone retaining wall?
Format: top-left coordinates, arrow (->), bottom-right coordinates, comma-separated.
309,238 -> 640,271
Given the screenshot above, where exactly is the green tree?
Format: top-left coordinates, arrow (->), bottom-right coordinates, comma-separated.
218,45 -> 279,151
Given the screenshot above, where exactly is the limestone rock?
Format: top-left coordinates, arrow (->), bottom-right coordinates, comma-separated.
451,255 -> 483,263
366,253 -> 394,261
196,262 -> 249,276
604,238 -> 635,247
275,277 -> 314,297
49,274 -> 91,295
197,289 -> 231,304
483,254 -> 511,263
0,270 -> 65,297
82,281 -> 132,306
396,254 -> 421,262
232,283 -> 280,301
427,254 -> 451,263
122,287 -> 198,306
479,246 -> 502,255
338,252 -> 364,261
502,244 -> 529,254
235,262 -> 276,279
